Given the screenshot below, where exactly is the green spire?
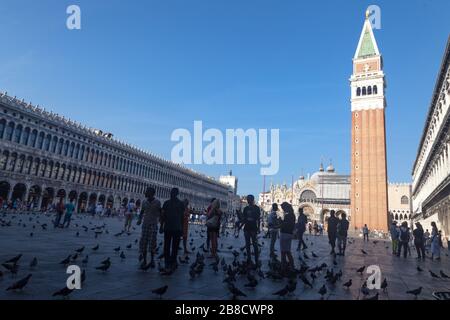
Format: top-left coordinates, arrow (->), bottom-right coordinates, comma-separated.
357,24 -> 377,58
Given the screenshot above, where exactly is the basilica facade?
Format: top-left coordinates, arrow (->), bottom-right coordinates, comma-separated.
259,163 -> 351,223
0,92 -> 229,213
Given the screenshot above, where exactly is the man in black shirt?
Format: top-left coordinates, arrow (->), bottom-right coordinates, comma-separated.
242,195 -> 261,267
160,188 -> 185,273
337,212 -> 349,256
327,210 -> 339,255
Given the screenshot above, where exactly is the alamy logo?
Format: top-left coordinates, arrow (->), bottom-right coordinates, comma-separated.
171,121 -> 279,175
366,265 -> 381,290
66,265 -> 81,290
367,5 -> 381,30
66,5 -> 81,30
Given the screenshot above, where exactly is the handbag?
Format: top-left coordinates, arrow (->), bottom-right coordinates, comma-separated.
206,214 -> 219,229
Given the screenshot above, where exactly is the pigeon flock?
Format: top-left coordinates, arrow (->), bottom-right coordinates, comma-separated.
1,211 -> 450,300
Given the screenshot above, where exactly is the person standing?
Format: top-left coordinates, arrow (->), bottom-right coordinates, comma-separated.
267,204 -> 281,257
413,222 -> 426,260
62,199 -> 75,228
206,199 -> 222,259
279,202 -> 295,273
308,222 -> 312,235
205,198 -> 216,251
160,188 -> 185,273
124,200 -> 135,232
397,221 -> 410,258
390,221 -> 399,255
336,212 -> 349,256
242,195 -> 261,267
327,210 -> 339,255
182,199 -> 191,255
137,187 -> 161,269
430,222 -> 441,261
54,199 -> 65,228
362,224 -> 370,242
296,208 -> 308,251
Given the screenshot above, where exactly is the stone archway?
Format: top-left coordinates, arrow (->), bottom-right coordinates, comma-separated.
0,181 -> 11,201
320,209 -> 330,224
336,210 -> 346,218
68,190 -> 77,202
28,185 -> 41,209
11,183 -> 27,202
122,198 -> 129,207
106,195 -> 114,209
41,187 -> 55,210
78,192 -> 88,213
98,194 -> 106,206
56,189 -> 66,202
88,193 -> 97,213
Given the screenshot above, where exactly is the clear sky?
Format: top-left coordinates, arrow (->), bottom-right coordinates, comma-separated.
0,0 -> 449,195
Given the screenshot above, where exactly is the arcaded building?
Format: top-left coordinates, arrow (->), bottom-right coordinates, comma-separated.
0,92 -> 229,212
412,36 -> 450,243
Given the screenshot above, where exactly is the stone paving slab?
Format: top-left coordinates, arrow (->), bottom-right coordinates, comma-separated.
1,211 -> 450,300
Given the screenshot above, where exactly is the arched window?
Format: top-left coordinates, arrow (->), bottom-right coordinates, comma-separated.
300,190 -> 317,201
22,127 -> 30,145
69,142 -> 75,158
44,134 -> 51,151
401,195 -> 409,205
400,214 -> 403,220
30,130 -> 37,147
373,85 -> 378,94
37,132 -> 45,149
356,87 -> 361,96
395,214 -> 398,220
362,87 -> 367,96
63,141 -> 69,156
0,119 -> 6,138
13,125 -> 22,143
5,122 -> 15,141
74,144 -> 80,159
367,86 -> 372,95
57,138 -> 64,154
51,136 -> 58,153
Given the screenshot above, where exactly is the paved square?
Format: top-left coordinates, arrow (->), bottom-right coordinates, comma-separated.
1,211 -> 449,300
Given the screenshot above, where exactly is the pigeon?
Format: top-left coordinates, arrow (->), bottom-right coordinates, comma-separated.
340,279 -> 351,290
356,266 -> 365,275
29,232 -> 33,237
82,255 -> 89,264
6,274 -> 32,291
311,252 -> 318,258
361,282 -> 370,296
228,283 -> 246,299
406,287 -> 422,298
152,285 -> 168,299
114,246 -> 121,253
29,257 -> 38,268
52,286 -> 74,299
272,285 -> 289,298
440,270 -> 450,279
4,254 -> 22,265
92,244 -> 99,251
429,270 -> 440,278
120,251 -> 126,260
299,274 -> 313,288
366,292 -> 379,300
417,266 -> 423,272
318,285 -> 327,299
96,260 -> 111,272
126,244 -> 132,249
71,253 -> 78,262
60,255 -> 72,265
75,246 -> 85,254
75,232 -> 79,237
101,257 -> 110,265
361,249 -> 368,255
303,252 -> 310,260
381,278 -> 388,292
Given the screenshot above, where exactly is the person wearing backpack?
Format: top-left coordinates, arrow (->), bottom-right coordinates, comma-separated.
397,221 -> 410,258
336,212 -> 349,256
206,199 -> 222,259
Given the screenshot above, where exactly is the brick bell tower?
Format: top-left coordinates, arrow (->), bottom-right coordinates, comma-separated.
350,11 -> 388,232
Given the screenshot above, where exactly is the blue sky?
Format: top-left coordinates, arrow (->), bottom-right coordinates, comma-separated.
0,0 -> 449,195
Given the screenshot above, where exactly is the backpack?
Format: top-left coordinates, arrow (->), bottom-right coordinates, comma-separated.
400,228 -> 409,242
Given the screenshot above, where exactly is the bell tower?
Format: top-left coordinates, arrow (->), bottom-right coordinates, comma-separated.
350,11 -> 389,232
